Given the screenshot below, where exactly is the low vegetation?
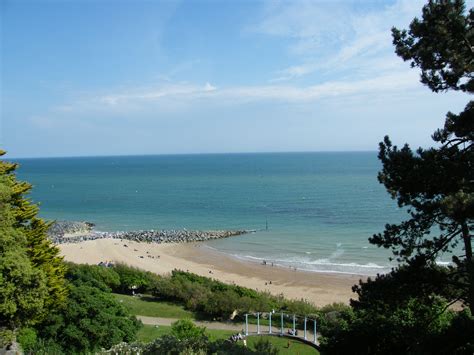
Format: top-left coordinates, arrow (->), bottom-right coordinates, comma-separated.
137,324 -> 235,343
113,293 -> 194,319
66,260 -> 321,322
10,258 -> 336,353
101,320 -> 319,355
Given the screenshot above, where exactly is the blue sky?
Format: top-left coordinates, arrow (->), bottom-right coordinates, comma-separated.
1,0 -> 471,158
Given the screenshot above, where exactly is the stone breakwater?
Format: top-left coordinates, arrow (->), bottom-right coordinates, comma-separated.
48,221 -> 249,245
48,220 -> 95,237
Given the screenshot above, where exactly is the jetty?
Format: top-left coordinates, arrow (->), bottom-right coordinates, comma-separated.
48,221 -> 248,245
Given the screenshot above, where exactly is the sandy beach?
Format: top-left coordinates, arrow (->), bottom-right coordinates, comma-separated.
59,238 -> 366,307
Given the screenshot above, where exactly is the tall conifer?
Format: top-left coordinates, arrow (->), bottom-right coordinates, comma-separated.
0,150 -> 66,334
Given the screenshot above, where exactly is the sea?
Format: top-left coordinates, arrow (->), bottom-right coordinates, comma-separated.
14,152 -> 416,276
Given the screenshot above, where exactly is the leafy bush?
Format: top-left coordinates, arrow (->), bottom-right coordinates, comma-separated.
171,319 -> 207,341
60,264 -> 321,322
149,270 -> 319,321
24,338 -> 63,355
16,327 -> 37,353
36,284 -> 142,354
65,263 -> 120,292
143,334 -> 209,355
317,302 -> 354,337
113,263 -> 161,294
253,337 -> 279,355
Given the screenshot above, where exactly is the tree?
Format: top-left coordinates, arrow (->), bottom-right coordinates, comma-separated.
321,2 -> 474,353
371,0 -> 474,313
0,151 -> 66,346
37,283 -> 141,354
0,179 -> 49,341
391,0 -> 473,93
0,150 -> 67,313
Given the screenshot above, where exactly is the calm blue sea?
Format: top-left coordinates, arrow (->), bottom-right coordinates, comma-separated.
14,152 -> 411,275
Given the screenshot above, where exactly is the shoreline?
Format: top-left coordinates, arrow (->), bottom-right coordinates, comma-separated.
200,244 -> 383,277
59,238 -> 366,306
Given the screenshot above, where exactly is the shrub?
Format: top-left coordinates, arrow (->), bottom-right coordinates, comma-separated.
171,319 -> 207,341
143,334 -> 209,355
66,263 -> 120,292
16,327 -> 37,353
113,263 -> 161,294
253,337 -> 279,355
37,284 -> 142,354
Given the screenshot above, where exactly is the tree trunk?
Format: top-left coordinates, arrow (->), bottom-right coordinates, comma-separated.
462,222 -> 474,314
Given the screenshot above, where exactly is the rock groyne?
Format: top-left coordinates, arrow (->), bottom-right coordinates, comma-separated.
48,221 -> 248,245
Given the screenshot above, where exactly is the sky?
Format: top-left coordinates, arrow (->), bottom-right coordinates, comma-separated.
1,0 -> 471,158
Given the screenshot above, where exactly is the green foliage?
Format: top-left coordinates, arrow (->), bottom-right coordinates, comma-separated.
325,2 -> 474,353
374,0 -> 474,312
321,296 -> 455,355
0,151 -> 67,336
37,283 -> 141,354
320,271 -> 462,354
0,151 -> 67,311
253,337 -> 279,355
16,328 -> 37,353
137,324 -> 235,343
171,319 -> 207,341
352,262 -> 462,312
150,270 -> 316,320
60,264 -> 315,322
317,303 -> 354,341
25,338 -> 63,355
0,238 -> 49,329
66,262 -> 121,292
113,263 -> 161,294
99,335 -> 319,355
142,334 -> 209,355
0,329 -> 15,348
392,0 -> 473,93
245,336 -> 319,355
113,293 -> 194,319
430,310 -> 474,353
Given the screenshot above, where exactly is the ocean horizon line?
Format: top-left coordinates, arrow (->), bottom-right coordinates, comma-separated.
7,150 -> 378,160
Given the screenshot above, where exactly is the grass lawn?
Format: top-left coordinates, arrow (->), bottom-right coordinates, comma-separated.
119,293 -> 319,354
137,325 -> 235,343
137,325 -> 173,342
113,293 -> 194,319
138,326 -> 319,354
247,336 -> 319,355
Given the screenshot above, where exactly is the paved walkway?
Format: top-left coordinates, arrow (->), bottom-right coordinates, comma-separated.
138,316 -> 247,331
138,316 -> 317,341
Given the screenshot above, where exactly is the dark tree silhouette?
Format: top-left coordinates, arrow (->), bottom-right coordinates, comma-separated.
372,0 -> 473,313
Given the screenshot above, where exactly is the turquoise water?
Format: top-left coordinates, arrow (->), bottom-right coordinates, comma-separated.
15,152 -> 407,275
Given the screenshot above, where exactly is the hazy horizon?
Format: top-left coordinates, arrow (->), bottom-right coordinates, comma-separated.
10,149 -> 379,160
